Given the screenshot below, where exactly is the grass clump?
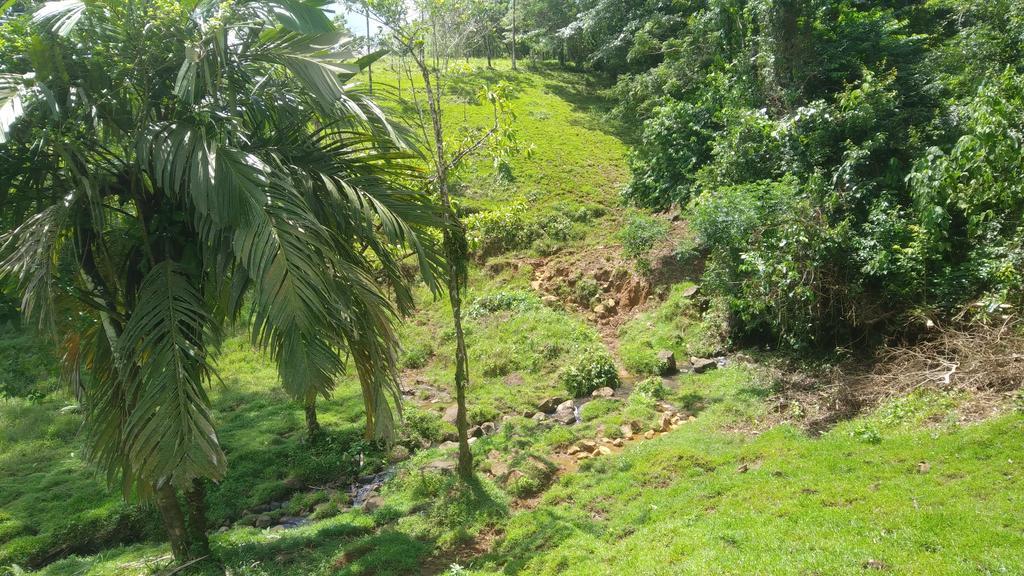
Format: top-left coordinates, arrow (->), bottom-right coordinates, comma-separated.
631,377 -> 668,400
558,349 -> 620,398
618,282 -> 718,375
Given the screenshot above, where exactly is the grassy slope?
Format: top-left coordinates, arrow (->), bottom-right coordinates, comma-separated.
4,60 -> 1024,576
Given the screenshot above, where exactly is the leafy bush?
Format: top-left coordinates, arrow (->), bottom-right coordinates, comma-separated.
631,377 -> 668,400
401,340 -> 434,369
465,201 -> 536,255
618,214 -> 670,275
558,349 -> 620,398
623,100 -> 714,209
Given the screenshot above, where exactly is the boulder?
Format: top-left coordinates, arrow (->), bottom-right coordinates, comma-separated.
480,422 -> 497,436
596,445 -> 612,456
578,439 -> 598,452
442,404 -> 460,424
541,295 -> 559,305
538,396 -> 568,414
490,460 -> 510,478
591,386 -> 615,398
656,350 -> 677,375
690,357 -> 718,374
682,285 -> 700,299
619,423 -> 634,438
388,445 -> 411,464
424,459 -> 457,473
644,430 -> 656,440
552,405 -> 578,425
531,412 -> 548,422
468,425 -> 482,438
254,514 -> 273,529
567,445 -> 581,455
362,494 -> 384,513
612,438 -> 624,447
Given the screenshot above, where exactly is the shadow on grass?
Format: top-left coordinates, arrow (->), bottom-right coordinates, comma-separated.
475,505 -> 602,575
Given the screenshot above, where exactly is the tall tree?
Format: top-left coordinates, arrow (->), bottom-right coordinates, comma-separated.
368,0 -> 519,480
0,0 -> 442,563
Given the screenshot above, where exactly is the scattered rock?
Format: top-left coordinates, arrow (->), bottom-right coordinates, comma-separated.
612,438 -> 624,447
619,423 -> 634,438
442,404 -> 460,424
592,387 -> 616,398
690,357 -> 718,374
658,414 -> 672,432
468,425 -> 483,438
917,461 -> 930,474
567,445 -> 581,455
480,421 -> 497,435
863,559 -> 888,571
595,445 -> 612,456
644,430 -> 656,440
576,452 -> 591,461
531,412 -> 548,422
505,469 -> 528,484
578,439 -> 598,452
538,396 -> 568,413
541,295 -> 559,305
438,441 -> 457,450
523,409 -> 537,418
468,437 -> 478,445
682,285 -> 700,299
58,404 -> 81,415
593,304 -> 607,317
736,463 -> 749,474
656,350 -> 677,375
531,280 -> 542,291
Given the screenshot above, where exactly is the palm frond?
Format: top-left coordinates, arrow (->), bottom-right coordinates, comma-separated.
118,261 -> 226,488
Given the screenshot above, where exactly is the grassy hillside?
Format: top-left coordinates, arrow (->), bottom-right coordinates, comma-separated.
3,60 -> 1024,576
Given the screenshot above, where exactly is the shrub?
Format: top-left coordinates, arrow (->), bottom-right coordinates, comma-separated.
618,215 -> 670,275
401,340 -> 434,369
632,377 -> 668,400
465,201 -> 537,256
558,349 -> 620,398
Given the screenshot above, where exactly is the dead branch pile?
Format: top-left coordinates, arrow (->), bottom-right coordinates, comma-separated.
860,317 -> 1024,404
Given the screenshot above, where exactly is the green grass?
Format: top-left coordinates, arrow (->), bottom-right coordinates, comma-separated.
461,374 -> 1024,576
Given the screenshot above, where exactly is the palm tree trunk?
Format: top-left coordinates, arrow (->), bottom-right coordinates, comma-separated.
184,479 -> 210,558
414,49 -> 474,480
155,484 -> 190,563
304,394 -> 321,438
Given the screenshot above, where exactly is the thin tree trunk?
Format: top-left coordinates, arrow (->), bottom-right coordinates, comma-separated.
304,393 -> 321,438
184,479 -> 210,558
511,0 -> 517,70
365,4 -> 373,95
415,50 -> 473,480
155,484 -> 190,563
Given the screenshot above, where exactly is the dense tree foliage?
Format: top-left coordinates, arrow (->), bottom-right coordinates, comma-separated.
0,0 -> 443,562
514,0 -> 1024,349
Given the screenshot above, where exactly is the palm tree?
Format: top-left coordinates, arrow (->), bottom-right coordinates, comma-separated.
0,0 -> 443,563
